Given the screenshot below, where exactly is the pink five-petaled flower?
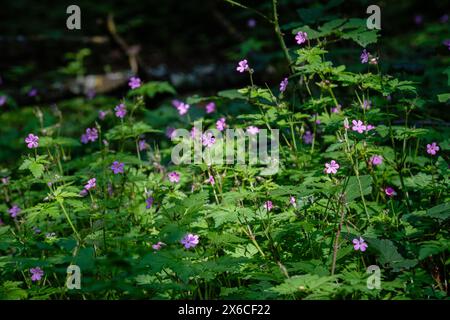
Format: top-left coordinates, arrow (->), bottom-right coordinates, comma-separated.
98,110 -> 107,120
303,131 -> 313,144
28,88 -> 38,97
8,205 -> 21,218
385,187 -> 397,197
84,178 -> 96,190
205,102 -> 216,114
279,77 -> 288,92
152,241 -> 165,251
352,120 -> 367,134
139,139 -> 149,151
331,104 -> 342,113
365,124 -> 376,132
202,132 -> 216,148
114,103 -> 127,118
30,267 -> 44,282
208,175 -> 215,185
290,196 -> 296,207
111,161 -> 125,174
177,102 -> 190,116
295,31 -> 308,45
360,49 -> 370,64
0,95 -> 7,106
181,233 -> 199,249
25,134 -> 39,149
370,155 -> 383,166
146,196 -> 154,209
264,200 -> 273,211
166,127 -> 176,140
216,117 -> 226,131
247,126 -> 260,136
443,39 -> 450,51
236,59 -> 249,73
353,237 -> 368,252
128,76 -> 141,89
81,128 -> 98,144
324,160 -> 340,174
362,99 -> 371,110
168,171 -> 180,183
426,142 -> 440,155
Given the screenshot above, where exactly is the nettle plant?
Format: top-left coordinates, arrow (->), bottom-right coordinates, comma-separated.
0,6 -> 449,300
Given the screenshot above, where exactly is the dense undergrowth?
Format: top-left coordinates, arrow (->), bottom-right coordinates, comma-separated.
0,2 -> 449,300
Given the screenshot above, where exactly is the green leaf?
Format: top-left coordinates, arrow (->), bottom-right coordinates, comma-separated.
128,81 -> 176,98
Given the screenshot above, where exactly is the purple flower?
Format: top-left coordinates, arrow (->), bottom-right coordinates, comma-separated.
426,142 -> 440,155
352,120 -> 366,134
324,160 -> 340,174
84,178 -> 96,190
177,102 -> 190,116
28,88 -> 38,97
166,127 -> 176,140
98,110 -> 107,120
208,175 -> 215,185
79,189 -> 88,197
264,200 -> 273,211
331,104 -> 342,113
443,39 -> 450,50
216,117 -> 226,131
247,18 -> 256,28
236,59 -> 249,73
205,102 -> 216,114
353,237 -> 368,252
8,205 -> 21,218
81,134 -> 89,144
139,139 -> 149,151
30,267 -> 44,282
114,103 -> 127,118
414,15 -> 423,25
370,155 -> 383,166
295,31 -> 308,45
172,99 -> 181,108
83,128 -> 98,143
128,76 -> 142,89
202,132 -> 216,148
168,171 -> 180,183
2,177 -> 10,185
181,233 -> 199,249
86,89 -> 96,100
365,124 -> 376,132
440,14 -> 449,23
0,95 -> 6,106
247,126 -> 260,136
343,118 -> 350,129
362,99 -> 371,110
360,49 -> 370,64
152,241 -> 165,251
146,196 -> 154,209
111,161 -> 125,174
290,196 -> 296,207
303,131 -> 313,144
385,187 -> 396,197
25,133 -> 39,149
279,77 -> 288,92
